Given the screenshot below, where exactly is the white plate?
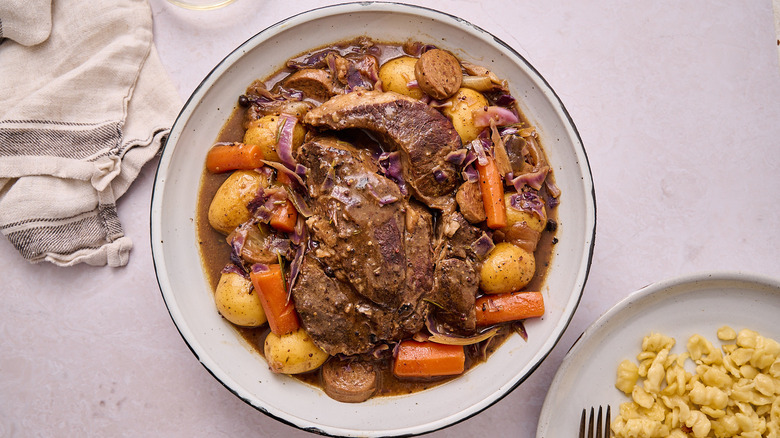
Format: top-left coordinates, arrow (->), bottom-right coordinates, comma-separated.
151,2 -> 595,436
537,272 -> 780,437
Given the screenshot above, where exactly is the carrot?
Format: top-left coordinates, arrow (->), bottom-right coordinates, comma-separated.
275,169 -> 292,185
249,264 -> 299,335
270,199 -> 297,233
475,291 -> 545,326
205,142 -> 264,173
475,156 -> 507,229
393,340 -> 465,378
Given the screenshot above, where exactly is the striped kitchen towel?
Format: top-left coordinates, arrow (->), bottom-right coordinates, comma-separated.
0,0 -> 180,267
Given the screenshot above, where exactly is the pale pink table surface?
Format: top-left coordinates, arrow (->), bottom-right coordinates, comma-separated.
2,1 -> 779,437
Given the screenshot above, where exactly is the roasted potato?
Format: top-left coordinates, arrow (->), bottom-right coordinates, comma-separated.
504,193 -> 547,233
264,327 -> 329,374
207,170 -> 267,234
442,87 -> 489,143
243,114 -> 305,162
214,271 -> 266,327
479,242 -> 535,294
378,56 -> 424,100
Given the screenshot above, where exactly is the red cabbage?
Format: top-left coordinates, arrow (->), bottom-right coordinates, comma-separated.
508,191 -> 545,220
276,114 -> 297,169
468,139 -> 489,166
251,263 -> 270,273
286,243 -> 306,298
510,166 -> 549,191
220,263 -> 248,278
474,106 -> 520,128
377,151 -> 408,195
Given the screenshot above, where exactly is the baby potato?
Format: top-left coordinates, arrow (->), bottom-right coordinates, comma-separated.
264,327 -> 329,374
504,193 -> 547,233
243,114 -> 305,162
214,271 -> 267,327
207,170 -> 266,234
442,87 -> 489,143
479,242 -> 536,294
378,56 -> 424,100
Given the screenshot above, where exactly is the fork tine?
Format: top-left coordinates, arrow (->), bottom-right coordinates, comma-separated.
579,406 -> 611,438
587,407 -> 594,438
596,406 -> 603,438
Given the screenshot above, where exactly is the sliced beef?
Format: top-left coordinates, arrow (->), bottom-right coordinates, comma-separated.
292,137 -> 433,354
302,90 -> 461,211
298,136 -> 406,306
429,211 -> 490,333
400,200 -> 435,333
292,254 -> 390,355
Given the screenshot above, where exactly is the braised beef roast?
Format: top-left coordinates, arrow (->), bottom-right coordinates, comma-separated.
303,90 -> 461,211
292,137 -> 434,355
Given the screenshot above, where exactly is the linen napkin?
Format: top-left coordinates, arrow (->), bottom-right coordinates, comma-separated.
0,0 -> 181,267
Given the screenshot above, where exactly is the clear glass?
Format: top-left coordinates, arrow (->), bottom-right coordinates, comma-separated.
167,0 -> 236,10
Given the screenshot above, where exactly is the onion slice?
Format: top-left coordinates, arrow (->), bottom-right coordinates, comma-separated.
425,314 -> 500,346
428,327 -> 500,346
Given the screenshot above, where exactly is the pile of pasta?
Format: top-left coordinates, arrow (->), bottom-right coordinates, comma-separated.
611,327 -> 780,438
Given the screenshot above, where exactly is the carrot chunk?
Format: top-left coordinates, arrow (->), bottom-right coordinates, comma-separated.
205,142 -> 264,173
269,199 -> 297,233
475,291 -> 545,326
393,340 -> 465,378
249,264 -> 299,335
475,156 -> 507,229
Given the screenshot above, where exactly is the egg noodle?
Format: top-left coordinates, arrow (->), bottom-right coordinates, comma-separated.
612,327 -> 780,437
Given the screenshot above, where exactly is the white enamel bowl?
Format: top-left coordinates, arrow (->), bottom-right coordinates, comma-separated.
150,3 -> 596,436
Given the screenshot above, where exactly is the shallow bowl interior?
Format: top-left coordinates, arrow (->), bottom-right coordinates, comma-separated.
151,3 -> 595,436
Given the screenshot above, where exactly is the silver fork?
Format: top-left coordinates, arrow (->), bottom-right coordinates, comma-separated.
579,405 -> 611,438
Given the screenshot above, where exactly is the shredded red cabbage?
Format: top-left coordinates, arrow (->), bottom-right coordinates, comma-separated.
474,106 -> 520,128
220,263 -> 248,278
287,48 -> 338,69
494,94 -> 516,107
377,151 -> 408,195
276,114 -> 297,169
445,149 -> 468,166
509,191 -> 545,220
461,164 -> 479,183
228,225 -> 248,267
248,186 -> 288,222
251,263 -> 270,273
286,243 -> 306,298
511,166 -> 549,191
545,176 -> 561,199
366,184 -> 400,206
468,139 -> 489,166
513,321 -> 529,342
